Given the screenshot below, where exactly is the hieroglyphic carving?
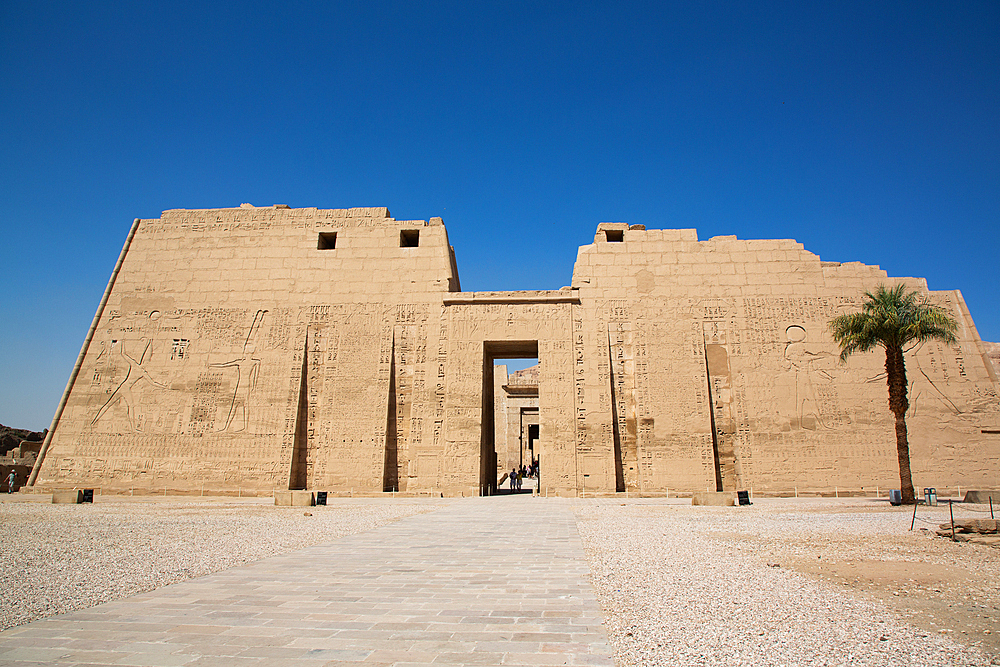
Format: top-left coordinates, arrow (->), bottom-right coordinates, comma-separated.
573,304 -> 586,464
609,321 -> 638,491
908,340 -> 966,416
780,324 -> 838,430
392,313 -> 430,490
703,320 -> 739,490
301,303 -> 393,490
92,339 -> 168,432
210,310 -> 267,432
188,372 -> 224,435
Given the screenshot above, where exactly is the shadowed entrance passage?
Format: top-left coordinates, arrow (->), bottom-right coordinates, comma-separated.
482,342 -> 538,495
0,498 -> 614,667
494,358 -> 540,495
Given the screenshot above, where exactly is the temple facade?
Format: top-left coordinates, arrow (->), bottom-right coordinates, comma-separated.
29,205 -> 1000,496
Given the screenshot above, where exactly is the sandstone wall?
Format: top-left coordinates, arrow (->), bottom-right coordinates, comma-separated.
570,224 -> 1000,494
31,206 -> 1000,496
34,206 -> 463,495
983,342 -> 1000,378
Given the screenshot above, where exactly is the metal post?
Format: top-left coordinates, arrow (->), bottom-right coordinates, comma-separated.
990,496 -> 994,520
949,500 -> 956,541
910,501 -> 917,531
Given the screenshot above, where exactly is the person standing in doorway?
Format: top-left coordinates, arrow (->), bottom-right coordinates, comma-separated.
7,470 -> 15,493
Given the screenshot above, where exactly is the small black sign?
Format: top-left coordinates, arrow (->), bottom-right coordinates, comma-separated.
315,491 -> 328,505
737,490 -> 751,505
82,489 -> 94,503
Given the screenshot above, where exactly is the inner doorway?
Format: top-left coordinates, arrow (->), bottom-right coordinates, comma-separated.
482,342 -> 538,495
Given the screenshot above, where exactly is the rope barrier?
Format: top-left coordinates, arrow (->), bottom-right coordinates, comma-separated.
909,506 -> 995,515
911,515 -> 943,525
947,504 -> 995,514
908,498 -> 997,532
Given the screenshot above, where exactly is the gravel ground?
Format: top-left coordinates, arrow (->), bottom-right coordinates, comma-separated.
0,496 -> 427,631
576,498 -> 998,667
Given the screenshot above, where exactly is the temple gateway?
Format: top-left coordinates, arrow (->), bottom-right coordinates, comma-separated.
29,205 -> 1000,496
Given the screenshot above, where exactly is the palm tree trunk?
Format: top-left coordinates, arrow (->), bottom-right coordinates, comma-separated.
885,345 -> 915,503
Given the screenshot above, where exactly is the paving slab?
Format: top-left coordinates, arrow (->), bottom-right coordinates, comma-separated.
0,497 -> 613,666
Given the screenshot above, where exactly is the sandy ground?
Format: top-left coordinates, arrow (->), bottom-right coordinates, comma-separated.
577,497 -> 999,666
738,499 -> 999,654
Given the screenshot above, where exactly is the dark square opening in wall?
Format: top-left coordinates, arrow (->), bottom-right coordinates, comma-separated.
318,232 -> 337,250
605,230 -> 624,242
400,229 -> 420,247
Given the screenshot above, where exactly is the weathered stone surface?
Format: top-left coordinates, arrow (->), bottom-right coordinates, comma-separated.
51,489 -> 82,504
27,205 -> 1000,497
983,341 -> 1000,378
273,490 -> 314,506
692,491 -> 737,506
964,490 -> 999,504
936,519 -> 999,536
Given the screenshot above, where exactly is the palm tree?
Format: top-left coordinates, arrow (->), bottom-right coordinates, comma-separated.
829,284 -> 957,504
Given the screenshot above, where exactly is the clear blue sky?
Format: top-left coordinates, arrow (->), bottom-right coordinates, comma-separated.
1,1 -> 997,430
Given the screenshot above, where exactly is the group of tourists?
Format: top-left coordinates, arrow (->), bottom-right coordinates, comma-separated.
507,460 -> 539,492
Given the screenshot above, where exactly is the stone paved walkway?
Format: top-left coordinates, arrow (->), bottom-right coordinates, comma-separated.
0,497 -> 613,666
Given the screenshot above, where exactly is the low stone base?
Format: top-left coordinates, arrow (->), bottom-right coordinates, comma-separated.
52,489 -> 82,504
274,491 -> 315,506
964,490 -> 998,504
692,491 -> 737,506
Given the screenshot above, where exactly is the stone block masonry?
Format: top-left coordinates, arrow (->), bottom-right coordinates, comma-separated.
28,206 -> 1000,497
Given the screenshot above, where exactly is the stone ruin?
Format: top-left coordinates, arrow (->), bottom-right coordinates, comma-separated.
2,424 -> 45,493
25,205 -> 1000,497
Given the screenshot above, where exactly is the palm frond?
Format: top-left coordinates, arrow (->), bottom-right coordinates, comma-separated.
829,283 -> 958,359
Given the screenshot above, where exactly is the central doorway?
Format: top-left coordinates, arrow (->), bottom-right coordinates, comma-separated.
482,341 -> 538,495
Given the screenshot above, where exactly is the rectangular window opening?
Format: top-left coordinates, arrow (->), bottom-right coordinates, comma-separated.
605,230 -> 624,242
400,229 -> 420,247
318,232 -> 337,250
